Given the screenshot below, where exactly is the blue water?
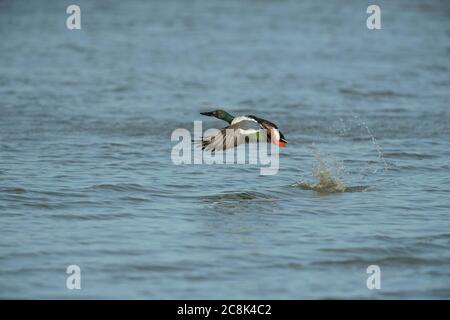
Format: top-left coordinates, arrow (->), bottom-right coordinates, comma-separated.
1,0 -> 449,299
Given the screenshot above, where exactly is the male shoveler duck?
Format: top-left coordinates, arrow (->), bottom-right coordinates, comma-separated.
199,109 -> 287,151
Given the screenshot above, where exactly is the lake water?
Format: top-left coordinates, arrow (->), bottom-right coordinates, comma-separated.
0,0 -> 449,299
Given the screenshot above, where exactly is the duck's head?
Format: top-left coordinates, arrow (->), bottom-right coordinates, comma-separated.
270,128 -> 287,147
200,109 -> 234,124
251,116 -> 287,148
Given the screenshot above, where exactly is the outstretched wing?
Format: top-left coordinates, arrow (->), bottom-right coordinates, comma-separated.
200,120 -> 264,152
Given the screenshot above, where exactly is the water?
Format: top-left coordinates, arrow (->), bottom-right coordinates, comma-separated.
1,0 -> 449,299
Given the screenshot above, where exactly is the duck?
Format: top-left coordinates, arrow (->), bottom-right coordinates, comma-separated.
198,109 -> 287,151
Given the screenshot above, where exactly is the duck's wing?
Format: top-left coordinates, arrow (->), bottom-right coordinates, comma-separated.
246,115 -> 278,129
201,120 -> 263,152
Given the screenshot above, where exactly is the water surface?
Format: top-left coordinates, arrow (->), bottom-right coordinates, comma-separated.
0,0 -> 449,299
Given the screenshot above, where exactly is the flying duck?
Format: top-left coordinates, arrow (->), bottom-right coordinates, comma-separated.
199,109 -> 287,151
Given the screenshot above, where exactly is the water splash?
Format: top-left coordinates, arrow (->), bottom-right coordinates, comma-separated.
294,116 -> 386,194
293,147 -> 347,193
336,115 -> 389,180
353,115 -> 389,173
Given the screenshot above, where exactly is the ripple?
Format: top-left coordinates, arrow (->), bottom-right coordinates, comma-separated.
119,196 -> 152,203
0,187 -> 27,194
88,183 -> 149,192
48,212 -> 136,221
313,256 -> 447,267
339,88 -> 415,98
203,191 -> 275,202
130,264 -> 192,272
383,152 -> 437,160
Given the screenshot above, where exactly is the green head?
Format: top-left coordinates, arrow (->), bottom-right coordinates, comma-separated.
200,109 -> 234,124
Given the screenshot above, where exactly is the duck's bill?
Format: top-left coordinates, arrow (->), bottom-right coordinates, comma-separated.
200,111 -> 215,116
275,139 -> 287,147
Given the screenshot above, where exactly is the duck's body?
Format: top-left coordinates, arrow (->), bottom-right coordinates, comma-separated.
199,110 -> 287,151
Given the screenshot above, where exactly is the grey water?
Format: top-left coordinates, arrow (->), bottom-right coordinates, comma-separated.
0,0 -> 449,299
